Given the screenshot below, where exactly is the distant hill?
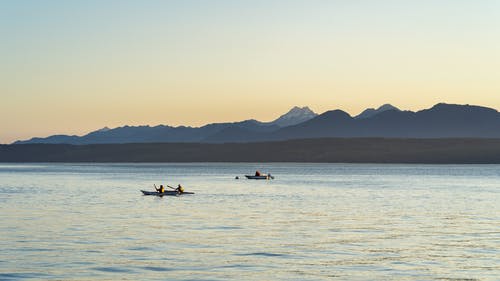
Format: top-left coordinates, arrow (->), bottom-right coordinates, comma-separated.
355,104 -> 400,119
13,106 -> 316,145
13,103 -> 500,144
14,121 -> 279,145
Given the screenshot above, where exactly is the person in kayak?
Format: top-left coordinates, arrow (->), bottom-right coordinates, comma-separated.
255,170 -> 261,176
155,185 -> 165,193
175,184 -> 184,194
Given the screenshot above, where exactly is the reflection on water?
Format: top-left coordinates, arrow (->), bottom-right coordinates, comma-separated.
0,163 -> 499,280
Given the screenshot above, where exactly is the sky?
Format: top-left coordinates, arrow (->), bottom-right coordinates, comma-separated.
1,0 -> 499,144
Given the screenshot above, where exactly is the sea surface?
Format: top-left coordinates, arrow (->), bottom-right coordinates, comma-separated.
0,163 -> 499,280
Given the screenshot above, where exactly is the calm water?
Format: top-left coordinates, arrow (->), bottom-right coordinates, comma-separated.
0,163 -> 499,280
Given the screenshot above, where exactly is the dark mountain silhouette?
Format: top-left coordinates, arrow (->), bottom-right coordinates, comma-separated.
13,103 -> 500,144
407,103 -> 500,137
13,107 -> 305,145
355,104 -> 400,119
269,110 -> 356,140
15,121 -> 279,145
262,103 -> 500,140
190,109 -> 352,143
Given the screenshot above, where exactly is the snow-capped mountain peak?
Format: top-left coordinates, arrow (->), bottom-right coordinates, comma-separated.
271,106 -> 318,127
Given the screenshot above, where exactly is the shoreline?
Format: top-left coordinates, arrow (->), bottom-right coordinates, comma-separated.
2,138 -> 500,164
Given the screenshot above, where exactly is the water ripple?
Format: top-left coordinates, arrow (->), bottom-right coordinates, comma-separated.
235,252 -> 290,257
141,266 -> 176,272
0,272 -> 52,280
92,266 -> 135,273
1,163 -> 499,280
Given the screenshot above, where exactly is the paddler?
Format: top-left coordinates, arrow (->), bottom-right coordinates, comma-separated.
155,184 -> 165,193
175,184 -> 184,194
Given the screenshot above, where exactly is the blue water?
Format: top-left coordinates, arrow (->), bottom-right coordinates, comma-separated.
0,163 -> 499,280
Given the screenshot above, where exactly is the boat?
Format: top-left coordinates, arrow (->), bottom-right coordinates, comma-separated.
141,190 -> 195,196
245,175 -> 274,180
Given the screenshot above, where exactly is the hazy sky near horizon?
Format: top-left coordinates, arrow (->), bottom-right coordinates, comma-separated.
1,0 -> 499,143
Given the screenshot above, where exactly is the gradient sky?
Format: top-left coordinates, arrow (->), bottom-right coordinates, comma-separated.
1,0 -> 499,143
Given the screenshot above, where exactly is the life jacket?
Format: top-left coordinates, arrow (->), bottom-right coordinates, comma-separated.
178,185 -> 184,193
159,186 -> 165,193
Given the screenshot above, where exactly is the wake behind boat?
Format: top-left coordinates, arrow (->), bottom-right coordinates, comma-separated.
141,190 -> 195,196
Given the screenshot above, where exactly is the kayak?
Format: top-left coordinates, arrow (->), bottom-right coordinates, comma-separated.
245,175 -> 274,180
141,190 -> 195,196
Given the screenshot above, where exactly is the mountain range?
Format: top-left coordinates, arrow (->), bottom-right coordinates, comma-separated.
14,103 -> 500,145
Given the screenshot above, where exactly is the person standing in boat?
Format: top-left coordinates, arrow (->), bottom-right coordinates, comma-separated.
155,184 -> 165,193
175,184 -> 184,194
